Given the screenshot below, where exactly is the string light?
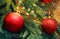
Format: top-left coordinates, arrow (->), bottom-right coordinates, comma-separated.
22,7 -> 25,9
31,10 -> 34,13
16,0 -> 41,23
19,1 -> 22,3
28,8 -> 31,11
26,13 -> 29,15
33,3 -> 36,6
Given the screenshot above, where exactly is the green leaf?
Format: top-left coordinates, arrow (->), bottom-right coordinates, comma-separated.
57,26 -> 60,35
35,7 -> 45,18
0,0 -> 6,6
50,34 -> 57,39
0,32 -> 6,39
25,19 -> 42,35
22,30 -> 29,38
24,0 -> 36,3
29,21 -> 42,35
0,15 -> 4,26
25,24 -> 37,34
6,2 -> 11,11
12,2 -> 17,11
41,32 -> 49,39
27,33 -> 42,39
23,0 -> 45,18
42,32 -> 57,39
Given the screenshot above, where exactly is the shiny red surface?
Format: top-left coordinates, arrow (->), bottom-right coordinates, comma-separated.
43,0 -> 52,3
42,18 -> 57,34
4,12 -> 24,33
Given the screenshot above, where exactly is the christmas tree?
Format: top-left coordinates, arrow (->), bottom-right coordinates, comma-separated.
0,0 -> 60,39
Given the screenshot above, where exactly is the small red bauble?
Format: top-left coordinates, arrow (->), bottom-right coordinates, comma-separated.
42,18 -> 57,34
4,12 -> 24,33
43,0 -> 52,3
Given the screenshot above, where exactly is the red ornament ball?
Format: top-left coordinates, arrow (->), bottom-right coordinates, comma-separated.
43,0 -> 52,3
42,18 -> 57,34
4,12 -> 24,33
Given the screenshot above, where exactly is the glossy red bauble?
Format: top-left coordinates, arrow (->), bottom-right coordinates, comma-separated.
4,12 -> 24,33
42,18 -> 57,34
43,0 -> 52,3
